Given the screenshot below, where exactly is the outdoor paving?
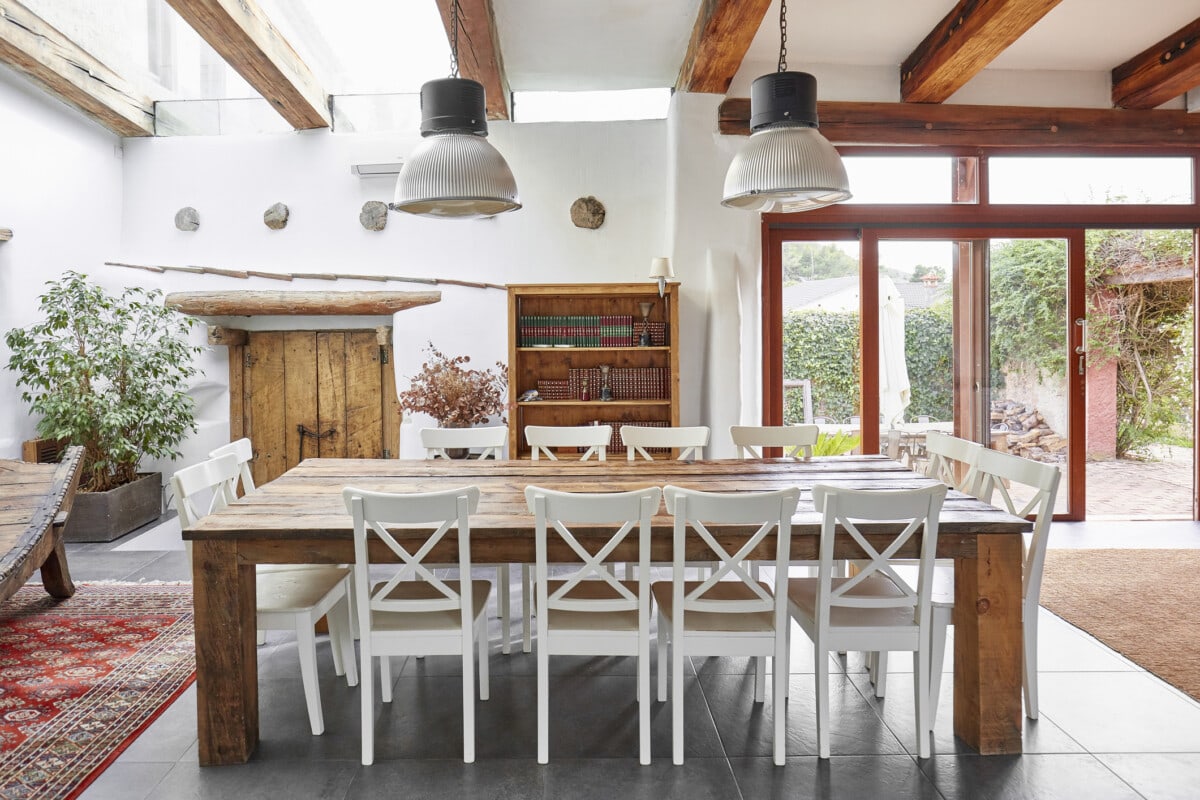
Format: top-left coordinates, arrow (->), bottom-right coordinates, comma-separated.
1086,446 -> 1194,519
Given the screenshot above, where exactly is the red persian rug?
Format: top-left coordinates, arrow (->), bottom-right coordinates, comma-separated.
0,583 -> 195,800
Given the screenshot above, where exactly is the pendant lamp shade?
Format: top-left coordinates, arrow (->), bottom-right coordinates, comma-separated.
721,71 -> 851,213
392,78 -> 521,219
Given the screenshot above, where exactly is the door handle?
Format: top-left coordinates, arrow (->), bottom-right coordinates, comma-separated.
297,425 -> 337,461
1075,318 -> 1087,375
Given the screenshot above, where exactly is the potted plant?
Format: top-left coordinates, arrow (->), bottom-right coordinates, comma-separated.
398,342 -> 506,456
5,271 -> 203,541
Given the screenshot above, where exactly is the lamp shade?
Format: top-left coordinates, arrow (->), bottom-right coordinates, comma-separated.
649,257 -> 673,279
721,72 -> 850,213
392,78 -> 521,219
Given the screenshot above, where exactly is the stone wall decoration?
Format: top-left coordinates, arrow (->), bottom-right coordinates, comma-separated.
263,202 -> 290,230
570,196 -> 605,229
360,200 -> 388,232
174,207 -> 199,231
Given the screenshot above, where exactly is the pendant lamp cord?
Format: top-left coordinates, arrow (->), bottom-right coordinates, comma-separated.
449,0 -> 461,78
777,0 -> 788,72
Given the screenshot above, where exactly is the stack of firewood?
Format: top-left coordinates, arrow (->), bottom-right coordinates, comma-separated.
991,400 -> 1067,463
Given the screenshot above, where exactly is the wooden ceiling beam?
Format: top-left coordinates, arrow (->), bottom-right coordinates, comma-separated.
719,97 -> 1200,147
901,0 -> 1064,104
676,0 -> 773,94
164,0 -> 330,129
165,291 -> 442,316
1112,17 -> 1200,109
434,0 -> 509,121
0,0 -> 154,136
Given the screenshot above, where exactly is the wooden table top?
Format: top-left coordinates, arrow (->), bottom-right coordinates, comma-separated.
185,456 -> 1031,547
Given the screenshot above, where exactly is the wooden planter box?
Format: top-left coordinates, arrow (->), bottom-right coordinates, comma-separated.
62,472 -> 162,543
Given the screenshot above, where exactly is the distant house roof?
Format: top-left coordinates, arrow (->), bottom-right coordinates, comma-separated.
783,276 -> 949,312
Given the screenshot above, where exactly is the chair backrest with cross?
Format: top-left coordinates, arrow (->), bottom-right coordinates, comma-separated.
525,425 -> 611,461
730,424 -> 819,460
421,426 -> 506,460
621,425 -> 709,461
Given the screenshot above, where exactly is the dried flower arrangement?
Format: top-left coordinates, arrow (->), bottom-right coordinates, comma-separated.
398,342 -> 507,427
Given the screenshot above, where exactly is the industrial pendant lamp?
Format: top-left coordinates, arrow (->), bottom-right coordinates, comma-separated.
392,0 -> 520,219
721,0 -> 850,213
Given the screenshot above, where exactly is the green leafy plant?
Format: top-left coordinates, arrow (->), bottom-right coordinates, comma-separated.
398,342 -> 507,427
5,271 -> 202,492
812,431 -> 861,457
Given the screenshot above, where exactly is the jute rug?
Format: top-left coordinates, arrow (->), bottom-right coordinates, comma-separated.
0,583 -> 195,800
1040,549 -> 1200,703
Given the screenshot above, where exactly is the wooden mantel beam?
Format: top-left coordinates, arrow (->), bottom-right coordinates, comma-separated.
0,0 -> 154,136
164,0 -> 330,129
718,97 -> 1200,147
676,0 -> 772,94
1112,17 -> 1200,110
901,0 -> 1063,104
166,291 -> 442,316
435,0 -> 509,121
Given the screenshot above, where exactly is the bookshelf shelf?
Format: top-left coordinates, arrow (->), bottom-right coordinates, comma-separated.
507,283 -> 680,459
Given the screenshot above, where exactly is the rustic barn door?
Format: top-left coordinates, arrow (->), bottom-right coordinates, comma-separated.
234,329 -> 399,487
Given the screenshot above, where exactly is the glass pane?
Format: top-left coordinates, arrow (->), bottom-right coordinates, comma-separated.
843,157 -> 955,204
878,241 -> 955,468
989,238 -> 1070,514
990,157 -> 1193,204
781,241 -> 862,454
1085,229 -> 1194,519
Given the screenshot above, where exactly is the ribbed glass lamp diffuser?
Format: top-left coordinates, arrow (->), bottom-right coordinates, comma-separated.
392,77 -> 521,219
721,71 -> 851,213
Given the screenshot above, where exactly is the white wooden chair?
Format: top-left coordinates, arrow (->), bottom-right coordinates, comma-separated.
421,426 -> 515,654
172,454 -> 358,737
420,425 -> 507,460
341,485 -> 492,765
525,425 -> 611,461
788,482 -> 947,759
525,484 -> 660,765
652,485 -> 799,765
209,437 -> 257,493
923,431 -> 984,492
730,424 -> 819,460
621,425 -> 709,461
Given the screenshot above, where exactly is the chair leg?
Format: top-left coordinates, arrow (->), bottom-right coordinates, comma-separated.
754,656 -> 766,703
872,651 -> 889,698
657,609 -> 669,702
522,564 -> 533,653
294,617 -> 324,736
536,612 -> 550,764
327,592 -> 359,687
928,616 -> 950,729
815,642 -> 830,759
1024,607 -> 1039,719
639,625 -> 651,766
914,649 -> 931,759
498,564 -> 511,655
360,644 -> 374,765
477,614 -> 490,701
462,629 -> 476,764
672,618 -> 685,766
380,655 -> 393,703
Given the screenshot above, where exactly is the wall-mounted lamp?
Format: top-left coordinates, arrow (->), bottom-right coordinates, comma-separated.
649,257 -> 673,297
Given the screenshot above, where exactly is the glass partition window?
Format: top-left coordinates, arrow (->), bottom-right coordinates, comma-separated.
842,157 -> 955,204
990,157 -> 1193,204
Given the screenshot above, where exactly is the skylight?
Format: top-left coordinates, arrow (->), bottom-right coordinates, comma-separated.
512,88 -> 671,123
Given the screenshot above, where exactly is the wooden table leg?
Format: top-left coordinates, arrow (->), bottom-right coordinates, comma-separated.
953,533 -> 1023,754
38,529 -> 76,598
193,540 -> 258,765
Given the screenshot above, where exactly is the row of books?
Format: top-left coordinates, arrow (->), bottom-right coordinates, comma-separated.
596,420 -> 671,454
566,367 -> 669,401
518,315 -> 649,347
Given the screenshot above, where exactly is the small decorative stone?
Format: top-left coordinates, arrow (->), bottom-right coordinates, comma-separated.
359,200 -> 389,232
570,196 -> 605,229
263,202 -> 290,230
174,207 -> 199,232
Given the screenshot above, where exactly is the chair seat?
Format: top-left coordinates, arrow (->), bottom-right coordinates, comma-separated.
546,579 -> 640,631
651,581 -> 777,632
369,580 -> 492,631
788,575 -> 921,629
255,566 -> 352,614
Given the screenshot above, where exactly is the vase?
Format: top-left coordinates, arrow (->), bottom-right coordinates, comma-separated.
441,422 -> 471,459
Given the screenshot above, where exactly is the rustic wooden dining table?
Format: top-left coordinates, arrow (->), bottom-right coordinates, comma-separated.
183,455 -> 1031,766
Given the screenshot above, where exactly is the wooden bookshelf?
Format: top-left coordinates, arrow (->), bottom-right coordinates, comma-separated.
507,283 -> 680,459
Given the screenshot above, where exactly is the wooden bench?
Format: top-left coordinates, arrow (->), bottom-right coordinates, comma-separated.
0,446 -> 84,601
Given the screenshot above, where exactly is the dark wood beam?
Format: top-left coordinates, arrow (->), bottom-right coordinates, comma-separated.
207,326 -> 249,347
435,0 -> 509,121
676,0 -> 772,94
719,97 -> 1200,147
1112,17 -> 1200,109
166,290 -> 442,316
901,0 -> 1064,103
0,0 -> 154,136
164,0 -> 330,129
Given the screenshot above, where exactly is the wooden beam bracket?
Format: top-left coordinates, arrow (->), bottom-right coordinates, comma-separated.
1113,17 -> 1200,109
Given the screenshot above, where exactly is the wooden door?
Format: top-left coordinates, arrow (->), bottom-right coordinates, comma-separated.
234,329 -> 399,487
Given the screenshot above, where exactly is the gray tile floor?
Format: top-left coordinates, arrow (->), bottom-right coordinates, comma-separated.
34,519 -> 1200,800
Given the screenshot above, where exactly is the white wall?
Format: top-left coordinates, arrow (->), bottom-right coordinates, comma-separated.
0,66 -> 125,458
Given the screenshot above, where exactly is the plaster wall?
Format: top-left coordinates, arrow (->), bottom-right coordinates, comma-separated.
0,66 -> 125,458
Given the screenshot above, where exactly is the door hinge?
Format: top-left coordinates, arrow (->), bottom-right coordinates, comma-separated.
244,351 -> 254,368
379,345 -> 389,364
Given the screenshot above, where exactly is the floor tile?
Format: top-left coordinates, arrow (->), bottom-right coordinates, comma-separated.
144,758 -> 360,800
921,753 -> 1144,800
730,755 -> 943,800
76,762 -> 175,800
1039,672 -> 1200,753
345,758 -> 543,799
1096,752 -> 1200,800
543,757 -> 739,800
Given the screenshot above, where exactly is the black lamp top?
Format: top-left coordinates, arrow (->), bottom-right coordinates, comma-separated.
420,77 -> 489,137
749,71 -> 819,132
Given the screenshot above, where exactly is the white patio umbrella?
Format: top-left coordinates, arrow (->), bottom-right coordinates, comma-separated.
878,276 -> 911,428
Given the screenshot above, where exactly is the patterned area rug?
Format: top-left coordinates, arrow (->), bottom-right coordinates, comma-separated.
1040,549 -> 1200,703
0,583 -> 195,800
